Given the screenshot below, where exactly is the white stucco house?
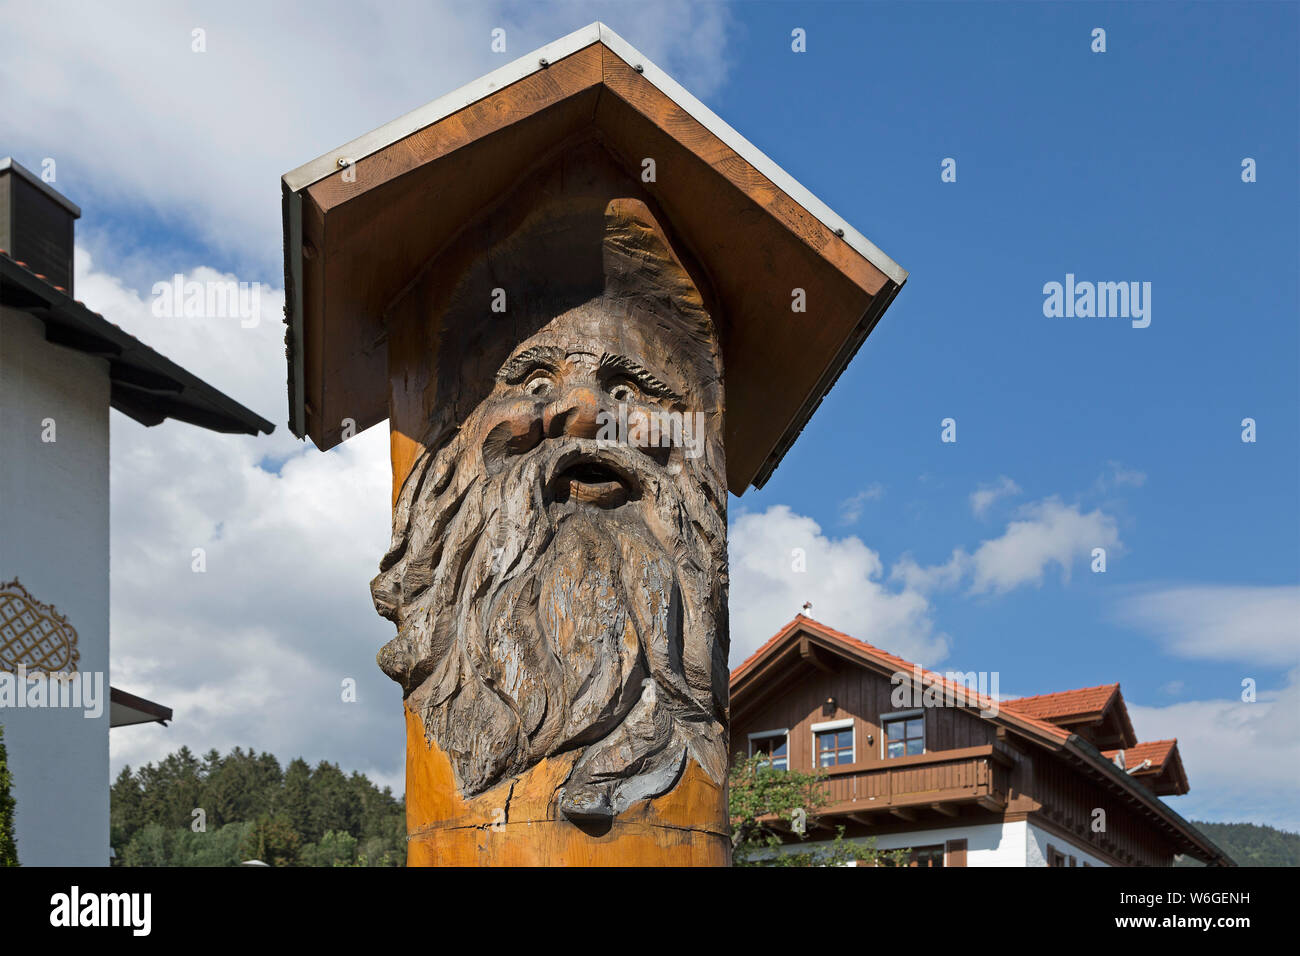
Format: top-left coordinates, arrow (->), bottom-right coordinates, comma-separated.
0,157 -> 272,865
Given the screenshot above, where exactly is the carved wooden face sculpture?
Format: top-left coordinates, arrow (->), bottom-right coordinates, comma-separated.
372,194 -> 729,822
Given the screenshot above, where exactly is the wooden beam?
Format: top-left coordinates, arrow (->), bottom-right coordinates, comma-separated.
890,807 -> 917,822
931,803 -> 959,817
799,636 -> 834,673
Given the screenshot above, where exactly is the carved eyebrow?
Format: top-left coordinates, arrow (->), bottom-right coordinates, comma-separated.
498,345 -> 564,384
599,353 -> 681,400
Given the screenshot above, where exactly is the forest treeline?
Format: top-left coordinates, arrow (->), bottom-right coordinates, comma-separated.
110,746 -> 405,866
1180,821 -> 1300,867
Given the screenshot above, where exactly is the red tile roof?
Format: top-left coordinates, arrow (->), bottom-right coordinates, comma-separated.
1002,684 -> 1119,721
731,614 -> 1071,743
1102,739 -> 1176,771
1003,682 -> 1138,747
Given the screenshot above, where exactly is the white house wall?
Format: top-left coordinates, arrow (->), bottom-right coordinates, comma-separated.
1026,820 -> 1111,867
789,818 -> 1114,866
0,305 -> 111,866
848,820 -> 1028,866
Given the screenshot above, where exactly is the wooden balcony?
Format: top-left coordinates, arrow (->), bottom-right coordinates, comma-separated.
813,744 -> 1013,821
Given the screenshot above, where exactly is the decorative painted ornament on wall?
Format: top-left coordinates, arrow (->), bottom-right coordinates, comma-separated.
0,579 -> 80,673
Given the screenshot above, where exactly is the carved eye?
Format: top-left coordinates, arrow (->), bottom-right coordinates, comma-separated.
524,372 -> 554,396
607,379 -> 638,403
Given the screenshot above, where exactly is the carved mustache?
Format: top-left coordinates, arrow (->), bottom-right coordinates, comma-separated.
481,433 -> 669,510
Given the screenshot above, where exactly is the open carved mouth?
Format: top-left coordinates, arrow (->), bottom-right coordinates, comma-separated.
550,455 -> 637,508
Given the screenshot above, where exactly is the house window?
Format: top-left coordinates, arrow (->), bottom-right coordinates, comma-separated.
811,718 -> 854,767
878,844 -> 945,867
883,712 -> 924,758
748,730 -> 789,771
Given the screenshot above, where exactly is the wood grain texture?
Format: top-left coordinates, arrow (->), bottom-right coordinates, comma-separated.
375,148 -> 730,863
404,704 -> 729,866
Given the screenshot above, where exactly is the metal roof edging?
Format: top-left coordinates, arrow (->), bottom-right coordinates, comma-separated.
0,156 -> 83,218
278,20 -> 908,443
280,23 -> 604,193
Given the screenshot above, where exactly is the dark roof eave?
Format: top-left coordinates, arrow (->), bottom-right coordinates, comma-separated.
1061,734 -> 1235,866
0,255 -> 274,437
109,686 -> 173,726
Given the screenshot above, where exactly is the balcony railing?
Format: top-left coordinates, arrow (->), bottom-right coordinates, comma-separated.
814,744 -> 1012,817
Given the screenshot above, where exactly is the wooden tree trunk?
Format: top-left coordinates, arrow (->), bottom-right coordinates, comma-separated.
374,145 -> 732,865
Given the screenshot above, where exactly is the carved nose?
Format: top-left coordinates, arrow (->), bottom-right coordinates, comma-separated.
544,386 -> 603,439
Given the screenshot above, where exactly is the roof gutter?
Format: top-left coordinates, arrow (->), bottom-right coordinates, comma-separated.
1061,733 -> 1234,866
0,255 -> 274,436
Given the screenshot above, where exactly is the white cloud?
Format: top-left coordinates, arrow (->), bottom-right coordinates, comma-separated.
0,1 -> 736,277
1097,460 -> 1147,491
728,505 -> 949,669
969,475 -> 1020,517
967,498 -> 1118,594
71,250 -> 399,784
1117,585 -> 1300,668
892,497 -> 1120,596
838,483 -> 884,525
1128,676 -> 1300,832
1115,582 -> 1300,832
890,549 -> 968,594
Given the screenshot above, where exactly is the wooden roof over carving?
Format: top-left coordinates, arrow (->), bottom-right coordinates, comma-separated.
280,22 -> 907,493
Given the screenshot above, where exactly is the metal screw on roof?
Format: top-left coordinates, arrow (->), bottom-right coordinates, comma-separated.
634,64 -> 644,73
337,157 -> 351,168
538,57 -> 549,67
834,228 -> 845,238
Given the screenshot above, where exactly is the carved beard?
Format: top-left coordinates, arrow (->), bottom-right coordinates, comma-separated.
372,424 -> 728,821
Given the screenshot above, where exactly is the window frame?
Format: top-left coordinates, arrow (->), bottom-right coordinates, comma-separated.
880,708 -> 926,759
875,843 -> 946,867
747,728 -> 790,771
810,717 -> 855,769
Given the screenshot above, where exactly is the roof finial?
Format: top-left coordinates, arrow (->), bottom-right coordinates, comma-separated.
801,601 -> 813,616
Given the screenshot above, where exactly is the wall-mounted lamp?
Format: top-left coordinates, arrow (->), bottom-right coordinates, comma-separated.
822,696 -> 836,717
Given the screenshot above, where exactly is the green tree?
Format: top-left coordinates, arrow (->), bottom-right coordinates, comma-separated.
120,822 -> 172,867
279,758 -> 313,839
240,813 -> 301,867
111,746 -> 408,866
135,746 -> 203,831
0,725 -> 18,866
171,821 -> 254,867
729,752 -> 901,866
205,747 -> 282,827
109,765 -> 144,861
300,829 -> 358,867
1177,821 -> 1299,867
306,761 -> 362,842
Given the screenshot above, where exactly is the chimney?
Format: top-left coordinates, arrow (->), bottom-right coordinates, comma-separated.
0,157 -> 81,296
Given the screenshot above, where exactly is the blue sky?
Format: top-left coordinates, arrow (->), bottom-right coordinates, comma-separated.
2,1 -> 1295,830
729,1 -> 1298,699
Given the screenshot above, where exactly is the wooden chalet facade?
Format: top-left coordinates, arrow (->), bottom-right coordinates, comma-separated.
730,616 -> 1233,867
